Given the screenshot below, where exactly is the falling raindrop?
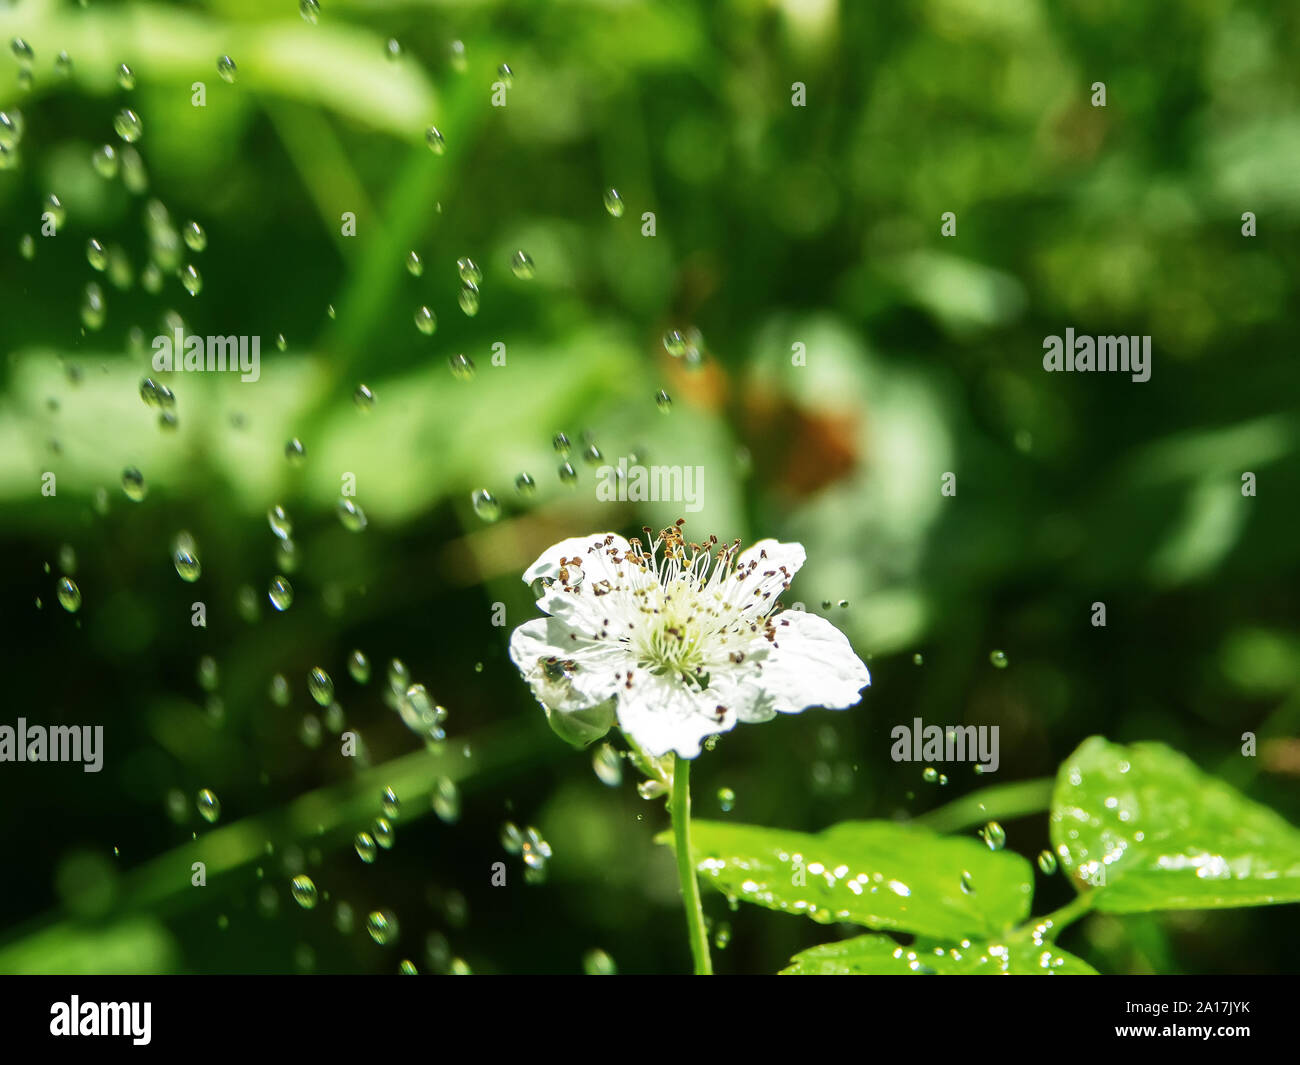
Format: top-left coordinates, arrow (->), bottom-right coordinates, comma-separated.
121,467 -> 147,502
981,821 -> 1007,852
405,250 -> 423,276
558,462 -> 577,485
180,264 -> 202,296
56,576 -> 81,613
717,787 -> 736,813
354,832 -> 377,863
960,871 -> 976,895
432,777 -> 460,823
113,108 -> 143,143
414,305 -> 437,335
497,62 -> 514,87
197,656 -> 219,692
173,532 -> 201,582
268,575 -> 294,611
989,650 -> 1008,669
456,257 -> 481,284
308,667 -> 334,707
592,744 -> 622,787
471,489 -> 500,523
510,249 -> 534,279
284,438 -> 306,465
382,787 -> 400,819
1037,850 -> 1059,876
603,187 -> 624,218
197,789 -> 221,823
663,329 -> 688,357
923,767 -> 938,783
373,817 -> 395,849
367,909 -> 398,945
81,283 -> 106,330
500,822 -> 523,854
448,39 -> 467,72
269,673 -> 290,706
267,505 -> 292,539
216,56 -> 237,83
291,875 -> 318,909
299,0 -> 320,25
457,281 -> 479,316
425,126 -> 445,155
183,221 -> 206,252
353,383 -> 375,411
385,39 -> 401,61
448,352 -> 475,381
336,498 -> 368,532
514,472 -> 536,496
348,650 -> 370,684
116,63 -> 135,90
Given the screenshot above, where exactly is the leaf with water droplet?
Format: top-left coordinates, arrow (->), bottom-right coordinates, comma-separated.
661,820 -> 1034,940
781,933 -> 1097,975
1050,737 -> 1300,912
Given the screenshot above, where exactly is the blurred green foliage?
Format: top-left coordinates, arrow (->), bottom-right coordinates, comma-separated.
0,0 -> 1298,974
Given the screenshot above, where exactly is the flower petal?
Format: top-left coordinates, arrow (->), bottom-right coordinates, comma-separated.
616,670 -> 738,759
726,539 -> 807,619
753,609 -> 870,714
508,617 -> 630,712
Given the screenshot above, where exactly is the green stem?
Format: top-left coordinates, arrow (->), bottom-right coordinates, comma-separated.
669,756 -> 713,975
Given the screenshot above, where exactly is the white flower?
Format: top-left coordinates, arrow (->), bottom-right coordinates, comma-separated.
509,523 -> 870,759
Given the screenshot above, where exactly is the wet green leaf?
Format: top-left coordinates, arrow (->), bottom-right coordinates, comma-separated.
662,820 -> 1033,940
1051,737 -> 1300,912
781,933 -> 1098,975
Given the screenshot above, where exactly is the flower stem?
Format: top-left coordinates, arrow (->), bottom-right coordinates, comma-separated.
669,756 -> 713,975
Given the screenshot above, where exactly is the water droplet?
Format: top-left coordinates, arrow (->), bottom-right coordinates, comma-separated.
385,38 -> 402,61
267,504 -> 292,540
197,655 -> 219,692
521,826 -> 551,870
276,333 -> 287,351
448,352 -> 475,381
980,821 -> 1006,851
354,832 -> 377,863
458,281 -> 480,316
497,62 -> 514,87
448,39 -> 467,72
284,438 -> 306,465
456,257 -> 481,284
399,959 -> 417,975
514,472 -> 536,496
923,766 -> 938,783
603,187 -> 624,217
348,650 -> 370,684
180,263 -> 202,296
216,55 -> 237,83
912,653 -> 924,666
583,948 -> 617,975
173,532 -> 201,582
382,787 -> 400,819
717,787 -> 736,813
336,498 -> 368,532
11,38 -> 34,64
592,743 -> 622,787
414,305 -> 437,335
352,383 -> 376,412
404,250 -> 423,277
637,779 -> 667,800
308,667 -> 334,707
655,389 -> 672,413
367,909 -> 398,945
116,63 -> 135,90
663,329 -> 688,357
582,444 -> 602,466
197,789 -> 221,823
510,249 -> 534,279
558,462 -> 577,485
299,0 -> 320,25
121,466 -> 147,502
471,489 -> 500,523
56,576 -> 81,613
552,432 -> 571,456
432,777 -> 460,823
291,874 -> 318,909
183,221 -> 206,252
713,921 -> 732,950
81,282 -> 106,330
113,108 -> 143,143
18,233 -> 34,260
425,126 -> 445,155
268,575 -> 294,611
500,822 -> 523,854
387,658 -> 409,691
989,650 -> 1008,669
269,673 -> 290,706
0,112 -> 19,150
960,870 -> 976,894
373,817 -> 395,849
1037,850 -> 1058,876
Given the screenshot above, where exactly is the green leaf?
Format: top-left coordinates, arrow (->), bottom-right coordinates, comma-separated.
1050,736 -> 1300,912
543,699 -> 615,749
781,934 -> 1098,975
662,820 -> 1033,940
